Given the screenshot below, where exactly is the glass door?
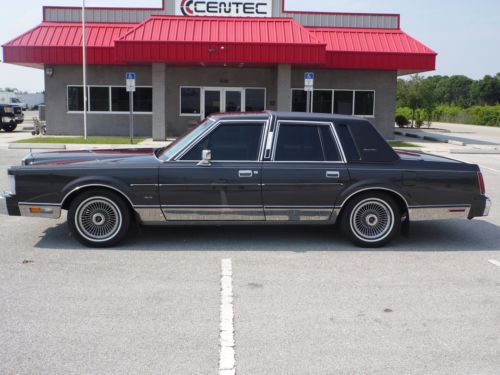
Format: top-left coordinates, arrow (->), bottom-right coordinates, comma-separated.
201,88 -> 245,118
224,89 -> 243,113
203,89 -> 222,118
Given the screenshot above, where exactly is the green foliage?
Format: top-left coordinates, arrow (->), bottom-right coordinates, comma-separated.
430,105 -> 500,127
397,73 -> 500,126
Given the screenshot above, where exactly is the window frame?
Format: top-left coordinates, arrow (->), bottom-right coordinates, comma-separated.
270,120 -> 346,164
173,119 -> 268,162
66,85 -> 153,114
290,88 -> 376,118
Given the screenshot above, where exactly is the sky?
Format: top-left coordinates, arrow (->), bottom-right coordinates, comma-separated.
0,0 -> 499,92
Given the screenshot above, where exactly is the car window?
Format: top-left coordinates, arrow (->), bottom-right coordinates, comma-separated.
181,122 -> 264,161
274,123 -> 340,162
319,125 -> 341,161
336,124 -> 361,161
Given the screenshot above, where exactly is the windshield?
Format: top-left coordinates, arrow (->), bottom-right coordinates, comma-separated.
158,118 -> 214,160
11,98 -> 20,103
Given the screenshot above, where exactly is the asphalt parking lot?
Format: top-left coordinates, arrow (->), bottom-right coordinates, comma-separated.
0,145 -> 499,374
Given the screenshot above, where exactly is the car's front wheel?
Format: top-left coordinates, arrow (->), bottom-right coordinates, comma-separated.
2,121 -> 17,132
68,189 -> 131,248
341,192 -> 401,248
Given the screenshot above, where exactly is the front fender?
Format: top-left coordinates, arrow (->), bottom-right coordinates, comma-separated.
60,176 -> 137,208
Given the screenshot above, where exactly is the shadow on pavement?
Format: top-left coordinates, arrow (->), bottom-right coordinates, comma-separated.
34,218 -> 500,252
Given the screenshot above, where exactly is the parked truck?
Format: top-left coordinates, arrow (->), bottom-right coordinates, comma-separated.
0,103 -> 24,132
0,92 -> 27,110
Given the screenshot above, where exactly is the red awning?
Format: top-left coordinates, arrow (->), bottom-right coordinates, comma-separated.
308,27 -> 436,73
115,16 -> 327,65
2,17 -> 436,73
2,22 -> 135,66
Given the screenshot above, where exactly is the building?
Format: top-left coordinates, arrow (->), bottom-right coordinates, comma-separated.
2,0 -> 436,140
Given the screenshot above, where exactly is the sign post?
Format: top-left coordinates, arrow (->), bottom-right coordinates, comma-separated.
126,72 -> 136,144
304,72 -> 314,113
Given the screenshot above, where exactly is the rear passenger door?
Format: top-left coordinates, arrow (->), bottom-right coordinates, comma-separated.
262,121 -> 349,221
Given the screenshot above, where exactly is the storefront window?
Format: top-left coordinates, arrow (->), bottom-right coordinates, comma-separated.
313,90 -> 333,114
180,87 -> 201,115
134,87 -> 153,112
291,89 -> 307,112
354,90 -> 375,116
111,87 -> 129,112
334,90 -> 354,115
245,89 -> 265,111
89,87 -> 109,112
67,86 -> 86,111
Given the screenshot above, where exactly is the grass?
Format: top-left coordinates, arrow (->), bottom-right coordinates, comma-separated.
14,137 -> 147,145
388,141 -> 418,148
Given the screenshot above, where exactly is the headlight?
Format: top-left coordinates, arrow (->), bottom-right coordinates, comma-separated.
8,175 -> 16,194
4,107 -> 13,113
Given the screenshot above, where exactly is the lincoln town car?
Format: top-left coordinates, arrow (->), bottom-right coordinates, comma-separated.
0,112 -> 491,247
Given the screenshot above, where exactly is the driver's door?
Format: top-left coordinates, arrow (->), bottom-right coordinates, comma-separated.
159,120 -> 266,221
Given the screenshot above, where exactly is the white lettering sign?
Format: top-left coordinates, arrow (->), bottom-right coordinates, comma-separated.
175,0 -> 272,17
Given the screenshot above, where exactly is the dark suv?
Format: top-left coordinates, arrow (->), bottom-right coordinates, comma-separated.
0,103 -> 23,132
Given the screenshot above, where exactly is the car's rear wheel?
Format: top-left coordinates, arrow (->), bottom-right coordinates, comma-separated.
68,189 -> 131,248
341,192 -> 401,248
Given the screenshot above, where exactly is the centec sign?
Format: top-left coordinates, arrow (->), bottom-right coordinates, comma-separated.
176,0 -> 272,17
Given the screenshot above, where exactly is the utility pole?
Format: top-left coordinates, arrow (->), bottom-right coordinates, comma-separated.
82,0 -> 88,139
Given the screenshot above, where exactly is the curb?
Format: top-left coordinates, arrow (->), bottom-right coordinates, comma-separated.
395,130 -> 466,146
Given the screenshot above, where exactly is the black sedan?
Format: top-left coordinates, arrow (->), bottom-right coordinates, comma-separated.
0,111 -> 491,247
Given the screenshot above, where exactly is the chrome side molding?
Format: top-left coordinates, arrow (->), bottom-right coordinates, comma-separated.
408,206 -> 471,221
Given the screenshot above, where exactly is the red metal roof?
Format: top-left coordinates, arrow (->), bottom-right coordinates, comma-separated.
2,22 -> 134,65
115,16 -> 326,65
2,17 -> 436,73
308,27 -> 436,72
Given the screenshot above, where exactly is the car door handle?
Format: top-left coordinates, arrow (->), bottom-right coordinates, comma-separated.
326,171 -> 340,179
238,170 -> 253,178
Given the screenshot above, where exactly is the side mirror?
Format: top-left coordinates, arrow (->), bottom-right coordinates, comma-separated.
197,149 -> 212,166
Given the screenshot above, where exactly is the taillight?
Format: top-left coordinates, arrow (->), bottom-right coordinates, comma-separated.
478,171 -> 486,195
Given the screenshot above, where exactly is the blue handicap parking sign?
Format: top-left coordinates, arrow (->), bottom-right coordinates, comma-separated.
305,72 -> 314,80
126,72 -> 136,80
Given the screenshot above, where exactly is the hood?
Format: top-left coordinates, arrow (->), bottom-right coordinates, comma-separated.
22,148 -> 158,166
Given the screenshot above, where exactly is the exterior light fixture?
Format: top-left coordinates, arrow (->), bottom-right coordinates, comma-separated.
45,67 -> 54,77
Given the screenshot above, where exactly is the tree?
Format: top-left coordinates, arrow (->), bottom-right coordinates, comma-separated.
397,74 -> 429,126
471,75 -> 500,105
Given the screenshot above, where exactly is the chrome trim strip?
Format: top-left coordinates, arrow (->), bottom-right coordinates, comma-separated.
130,184 -> 159,187
162,207 -> 265,221
408,206 -> 471,221
61,184 -> 134,208
18,204 -> 61,219
338,187 -> 410,210
18,201 -> 60,207
135,207 -> 166,223
264,207 -> 335,221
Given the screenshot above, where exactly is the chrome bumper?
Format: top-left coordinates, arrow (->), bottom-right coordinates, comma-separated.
483,197 -> 491,217
0,194 -> 8,215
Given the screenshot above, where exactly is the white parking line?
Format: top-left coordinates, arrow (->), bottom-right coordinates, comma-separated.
488,259 -> 500,268
219,258 -> 235,375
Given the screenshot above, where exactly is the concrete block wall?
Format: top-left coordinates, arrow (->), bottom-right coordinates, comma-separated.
44,64 -> 396,139
44,65 -> 153,137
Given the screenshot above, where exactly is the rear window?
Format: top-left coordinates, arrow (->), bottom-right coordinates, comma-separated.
336,121 -> 397,163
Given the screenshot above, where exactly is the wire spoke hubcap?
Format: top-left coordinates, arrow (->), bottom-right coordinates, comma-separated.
76,197 -> 122,242
350,198 -> 394,242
